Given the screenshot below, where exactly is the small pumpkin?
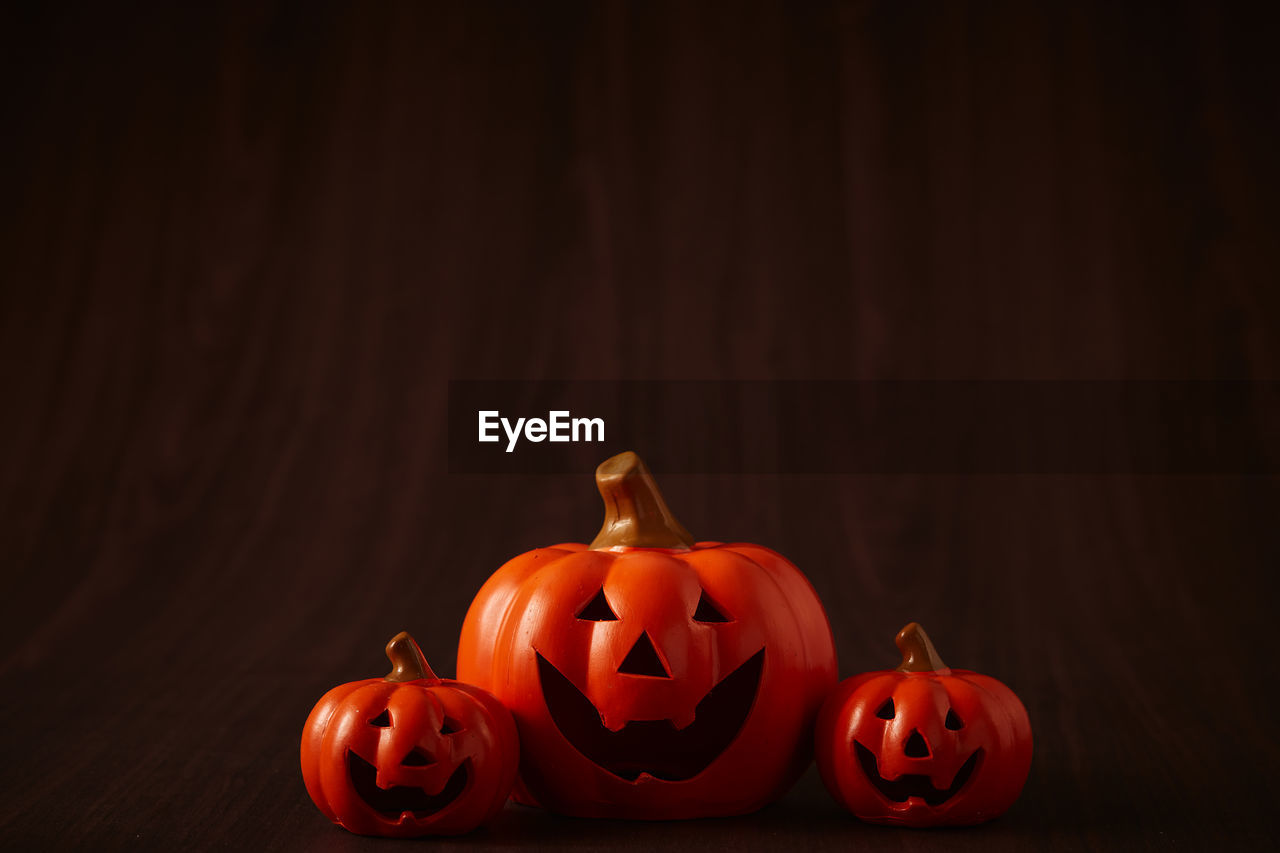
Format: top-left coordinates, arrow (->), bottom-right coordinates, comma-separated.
301,632 -> 518,836
815,622 -> 1032,827
457,451 -> 838,819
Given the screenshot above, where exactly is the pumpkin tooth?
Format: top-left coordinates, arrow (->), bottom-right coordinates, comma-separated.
670,709 -> 697,731
599,711 -> 629,733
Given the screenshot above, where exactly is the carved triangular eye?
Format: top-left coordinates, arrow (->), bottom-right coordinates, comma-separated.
692,590 -> 730,623
440,717 -> 461,735
945,708 -> 964,730
369,710 -> 391,727
577,588 -> 619,621
875,699 -> 895,720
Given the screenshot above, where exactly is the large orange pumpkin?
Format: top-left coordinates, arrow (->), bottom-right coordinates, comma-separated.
457,451 -> 837,819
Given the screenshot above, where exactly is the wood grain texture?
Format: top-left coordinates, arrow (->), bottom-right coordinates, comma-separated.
2,2 -> 1277,849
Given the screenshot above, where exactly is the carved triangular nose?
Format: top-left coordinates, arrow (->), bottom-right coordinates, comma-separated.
618,631 -> 670,677
905,730 -> 930,758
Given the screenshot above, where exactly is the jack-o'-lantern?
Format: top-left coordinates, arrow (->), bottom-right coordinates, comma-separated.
301,632 -> 519,836
816,622 -> 1032,827
457,451 -> 838,819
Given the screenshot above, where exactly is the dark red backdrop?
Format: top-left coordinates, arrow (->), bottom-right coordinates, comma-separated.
2,2 -> 1277,849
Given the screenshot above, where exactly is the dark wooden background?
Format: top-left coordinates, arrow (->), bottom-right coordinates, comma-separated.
2,2 -> 1278,849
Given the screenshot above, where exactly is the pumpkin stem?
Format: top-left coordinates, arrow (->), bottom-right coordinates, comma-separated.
894,622 -> 950,673
589,451 -> 695,550
384,631 -> 438,682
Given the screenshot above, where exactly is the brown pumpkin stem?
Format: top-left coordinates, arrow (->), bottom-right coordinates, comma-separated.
588,451 -> 695,550
384,631 -> 438,682
895,622 -> 950,673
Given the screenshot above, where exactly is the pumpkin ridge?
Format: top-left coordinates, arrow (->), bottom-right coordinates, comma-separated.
496,549 -> 619,684
951,671 -> 1032,738
710,545 -> 833,678
458,546 -> 588,687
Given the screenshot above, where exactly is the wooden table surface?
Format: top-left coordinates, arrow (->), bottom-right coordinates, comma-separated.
2,2 -> 1277,849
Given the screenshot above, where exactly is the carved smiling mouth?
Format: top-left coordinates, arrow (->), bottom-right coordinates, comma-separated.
536,648 -> 765,782
346,751 -> 469,818
854,742 -> 982,806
